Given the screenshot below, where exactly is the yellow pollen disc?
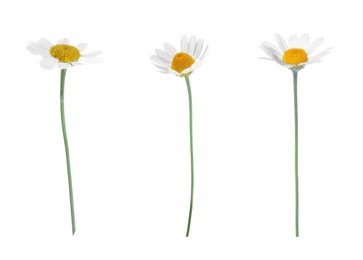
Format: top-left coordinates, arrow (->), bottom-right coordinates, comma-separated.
49,44 -> 81,63
282,48 -> 308,65
171,52 -> 195,74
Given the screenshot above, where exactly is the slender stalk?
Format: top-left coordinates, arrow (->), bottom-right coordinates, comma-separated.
60,69 -> 76,235
292,70 -> 299,237
185,75 -> 194,237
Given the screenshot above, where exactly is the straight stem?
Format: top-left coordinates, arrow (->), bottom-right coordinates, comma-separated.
185,75 -> 194,237
293,70 -> 299,237
60,69 -> 76,235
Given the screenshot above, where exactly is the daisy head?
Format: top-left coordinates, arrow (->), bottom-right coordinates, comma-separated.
260,34 -> 332,71
151,35 -> 208,77
27,38 -> 102,70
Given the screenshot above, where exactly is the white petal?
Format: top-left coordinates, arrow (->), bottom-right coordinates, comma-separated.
188,35 -> 196,55
285,64 -> 298,69
259,57 -> 273,60
302,60 -> 321,65
169,69 -> 181,76
288,35 -> 299,48
156,48 -> 172,59
153,64 -> 169,72
151,62 -> 169,70
306,37 -> 324,55
76,43 -> 87,52
193,39 -> 204,59
157,70 -> 169,74
39,50 -> 51,58
180,35 -> 188,52
199,45 -> 208,61
163,42 -> 177,57
297,61 -> 311,66
260,44 -> 273,57
81,50 -> 102,57
57,62 -> 72,69
260,41 -> 282,57
39,52 -> 52,59
298,34 -> 309,49
259,46 -> 273,58
192,63 -> 202,71
37,38 -> 52,51
57,38 -> 69,44
308,48 -> 332,62
71,62 -> 83,66
185,59 -> 203,73
190,61 -> 201,70
271,55 -> 285,66
39,57 -> 57,70
27,41 -> 40,55
155,49 -> 172,63
150,55 -> 170,67
150,61 -> 169,69
33,38 -> 52,58
274,34 -> 288,52
79,56 -> 103,64
181,67 -> 194,74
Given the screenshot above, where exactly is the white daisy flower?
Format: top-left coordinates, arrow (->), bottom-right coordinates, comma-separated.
260,34 -> 332,70
151,35 -> 208,77
27,38 -> 102,70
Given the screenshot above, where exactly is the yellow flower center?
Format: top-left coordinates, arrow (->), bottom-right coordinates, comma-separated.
49,44 -> 81,63
171,52 -> 195,73
282,48 -> 308,65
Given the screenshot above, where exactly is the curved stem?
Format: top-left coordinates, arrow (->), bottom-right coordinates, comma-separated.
293,70 -> 299,237
185,75 -> 194,237
60,69 -> 76,235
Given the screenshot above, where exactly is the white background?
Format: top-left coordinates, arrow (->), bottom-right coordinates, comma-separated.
1,0 -> 363,259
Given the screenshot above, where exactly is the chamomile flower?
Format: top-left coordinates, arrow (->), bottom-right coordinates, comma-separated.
260,34 -> 332,237
260,34 -> 332,70
151,35 -> 208,77
151,35 -> 209,237
28,37 -> 102,235
27,38 -> 102,70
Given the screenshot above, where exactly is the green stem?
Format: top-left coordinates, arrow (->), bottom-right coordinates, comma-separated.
293,70 -> 299,237
185,75 -> 194,237
60,69 -> 76,235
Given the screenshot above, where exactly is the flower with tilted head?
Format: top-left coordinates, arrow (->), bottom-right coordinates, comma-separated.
27,38 -> 102,70
260,34 -> 332,70
151,35 -> 208,77
151,35 -> 209,237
